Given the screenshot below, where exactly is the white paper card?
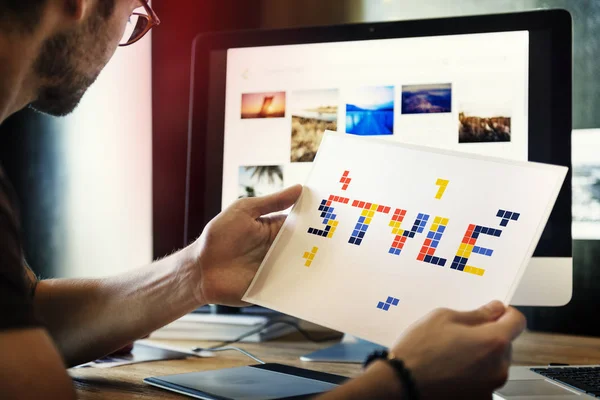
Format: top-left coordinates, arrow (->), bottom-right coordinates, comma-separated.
243,131 -> 567,347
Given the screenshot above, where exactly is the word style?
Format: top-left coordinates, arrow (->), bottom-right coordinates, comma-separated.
305,171 -> 521,276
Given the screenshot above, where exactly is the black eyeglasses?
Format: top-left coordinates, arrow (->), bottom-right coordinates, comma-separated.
119,0 -> 160,47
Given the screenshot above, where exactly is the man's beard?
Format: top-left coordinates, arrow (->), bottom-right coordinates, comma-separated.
29,15 -> 107,117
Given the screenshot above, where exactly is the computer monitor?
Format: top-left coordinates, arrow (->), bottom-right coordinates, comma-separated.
186,10 -> 572,307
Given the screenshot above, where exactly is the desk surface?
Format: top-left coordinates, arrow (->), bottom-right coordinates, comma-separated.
70,331 -> 600,399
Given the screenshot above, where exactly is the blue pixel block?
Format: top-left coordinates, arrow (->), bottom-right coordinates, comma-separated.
486,249 -> 493,256
377,302 -> 385,309
500,219 -> 508,227
388,248 -> 395,254
391,298 -> 399,306
427,231 -> 435,239
382,303 -> 390,311
512,213 -> 520,221
438,259 -> 447,266
395,249 -> 401,255
386,296 -> 394,304
356,239 -> 363,245
497,209 -> 505,217
359,216 -> 365,223
349,237 -> 356,244
438,226 -> 446,233
475,226 -> 482,233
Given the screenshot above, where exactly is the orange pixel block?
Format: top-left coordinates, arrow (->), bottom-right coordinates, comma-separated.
302,246 -> 319,267
340,171 -> 352,191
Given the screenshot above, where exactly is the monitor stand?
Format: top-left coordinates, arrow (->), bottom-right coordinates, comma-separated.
300,334 -> 387,363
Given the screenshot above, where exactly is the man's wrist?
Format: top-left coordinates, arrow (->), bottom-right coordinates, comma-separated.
170,243 -> 205,307
364,360 -> 407,399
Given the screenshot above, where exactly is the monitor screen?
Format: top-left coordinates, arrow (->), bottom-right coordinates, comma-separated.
219,31 -> 529,209
188,11 -> 571,271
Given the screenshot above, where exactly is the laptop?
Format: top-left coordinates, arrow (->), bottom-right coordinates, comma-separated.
495,366 -> 600,399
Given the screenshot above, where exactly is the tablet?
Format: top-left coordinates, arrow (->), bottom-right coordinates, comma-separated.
144,363 -> 348,400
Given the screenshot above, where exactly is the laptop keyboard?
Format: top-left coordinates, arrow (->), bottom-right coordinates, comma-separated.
531,367 -> 600,397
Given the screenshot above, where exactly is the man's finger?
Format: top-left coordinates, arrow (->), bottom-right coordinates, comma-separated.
242,185 -> 302,218
451,300 -> 506,326
484,306 -> 526,341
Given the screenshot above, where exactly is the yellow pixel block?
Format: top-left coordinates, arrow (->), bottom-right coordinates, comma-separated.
361,209 -> 369,217
392,228 -> 399,235
459,243 -> 467,251
435,179 -> 450,200
311,247 -> 318,254
370,204 -> 378,210
303,252 -> 310,259
434,216 -> 442,223
441,218 -> 449,225
368,211 -> 375,217
464,266 -> 485,276
394,221 -> 401,228
305,260 -> 312,267
365,217 -> 372,224
431,224 -> 439,231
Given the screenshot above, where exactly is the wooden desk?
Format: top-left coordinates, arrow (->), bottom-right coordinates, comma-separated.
70,331 -> 600,399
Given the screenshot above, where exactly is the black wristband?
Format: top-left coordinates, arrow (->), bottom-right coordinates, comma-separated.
364,350 -> 419,400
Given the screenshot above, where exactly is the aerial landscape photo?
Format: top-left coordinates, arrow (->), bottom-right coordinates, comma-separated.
401,83 -> 452,114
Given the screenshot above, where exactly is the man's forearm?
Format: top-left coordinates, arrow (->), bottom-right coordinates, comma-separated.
34,247 -> 201,367
318,361 -> 405,400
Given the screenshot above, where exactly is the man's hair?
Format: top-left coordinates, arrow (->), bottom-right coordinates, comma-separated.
0,0 -> 46,32
0,0 -> 115,33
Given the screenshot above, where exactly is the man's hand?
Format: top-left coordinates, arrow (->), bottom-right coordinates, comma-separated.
386,301 -> 526,399
189,185 -> 302,306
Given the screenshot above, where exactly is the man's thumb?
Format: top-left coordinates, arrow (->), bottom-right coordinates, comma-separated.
243,185 -> 302,218
451,300 -> 506,326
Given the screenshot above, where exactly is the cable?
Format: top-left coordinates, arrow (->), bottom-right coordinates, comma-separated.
191,319 -> 341,353
197,346 -> 266,364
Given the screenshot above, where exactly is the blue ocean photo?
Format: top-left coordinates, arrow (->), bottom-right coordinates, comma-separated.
345,86 -> 395,135
401,83 -> 452,114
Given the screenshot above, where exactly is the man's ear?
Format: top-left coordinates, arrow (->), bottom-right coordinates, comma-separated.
63,0 -> 88,22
